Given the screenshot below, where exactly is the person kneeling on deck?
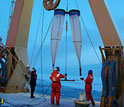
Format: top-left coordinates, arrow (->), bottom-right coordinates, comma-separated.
80,70 -> 95,106
30,68 -> 37,98
50,66 -> 66,106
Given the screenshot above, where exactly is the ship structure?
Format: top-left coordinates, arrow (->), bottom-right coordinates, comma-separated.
0,0 -> 124,106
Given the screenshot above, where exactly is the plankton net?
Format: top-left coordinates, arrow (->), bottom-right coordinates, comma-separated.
69,10 -> 82,76
50,9 -> 65,69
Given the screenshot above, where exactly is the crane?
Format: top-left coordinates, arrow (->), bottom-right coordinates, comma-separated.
0,0 -> 123,106
0,0 -> 62,93
88,0 -> 124,106
0,0 -> 34,93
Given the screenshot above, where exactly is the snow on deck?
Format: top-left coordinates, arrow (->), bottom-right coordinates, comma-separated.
0,92 -> 100,107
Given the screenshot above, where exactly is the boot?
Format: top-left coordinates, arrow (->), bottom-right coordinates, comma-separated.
31,96 -> 35,98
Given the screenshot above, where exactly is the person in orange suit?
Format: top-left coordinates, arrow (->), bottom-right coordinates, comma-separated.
50,66 -> 66,106
80,70 -> 95,106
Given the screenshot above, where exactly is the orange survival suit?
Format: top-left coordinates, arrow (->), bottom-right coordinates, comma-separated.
84,71 -> 95,106
50,69 -> 65,105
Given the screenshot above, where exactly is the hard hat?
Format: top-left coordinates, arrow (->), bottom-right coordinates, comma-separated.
32,67 -> 36,72
55,66 -> 60,71
88,70 -> 93,75
26,64 -> 30,68
32,68 -> 35,71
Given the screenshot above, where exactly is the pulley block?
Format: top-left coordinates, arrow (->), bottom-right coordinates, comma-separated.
43,0 -> 60,11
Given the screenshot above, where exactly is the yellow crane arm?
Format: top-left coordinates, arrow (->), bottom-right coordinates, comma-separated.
88,0 -> 122,47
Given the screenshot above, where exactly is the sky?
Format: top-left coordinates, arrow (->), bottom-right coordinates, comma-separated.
0,0 -> 124,79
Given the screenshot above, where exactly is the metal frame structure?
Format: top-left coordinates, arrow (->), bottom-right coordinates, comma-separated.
88,0 -> 124,106
99,46 -> 124,106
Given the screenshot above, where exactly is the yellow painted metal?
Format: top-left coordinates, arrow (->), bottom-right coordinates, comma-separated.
5,0 -> 24,47
88,0 -> 122,46
88,0 -> 123,105
15,0 -> 33,48
5,60 -> 29,93
6,53 -> 13,80
5,0 -> 33,66
15,47 -> 29,66
0,0 -> 34,93
15,0 -> 33,66
1,98 -> 4,104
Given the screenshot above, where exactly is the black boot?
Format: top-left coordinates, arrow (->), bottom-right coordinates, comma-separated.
92,102 -> 95,106
31,96 -> 35,98
31,87 -> 35,98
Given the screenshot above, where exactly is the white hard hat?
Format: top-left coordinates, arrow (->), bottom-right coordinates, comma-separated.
26,64 -> 30,68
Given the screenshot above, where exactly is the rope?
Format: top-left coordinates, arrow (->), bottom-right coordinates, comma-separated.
65,0 -> 68,75
30,6 -> 43,66
29,12 -> 53,100
66,0 -> 68,11
40,4 -> 45,95
74,0 -> 102,64
32,16 -> 54,66
27,14 -> 53,100
30,84 -> 51,103
65,21 -> 68,75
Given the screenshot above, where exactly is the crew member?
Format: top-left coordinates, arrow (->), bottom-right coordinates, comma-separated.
0,36 -> 4,48
30,68 -> 37,98
80,70 -> 95,106
0,36 -> 5,59
26,64 -> 31,81
50,66 -> 66,106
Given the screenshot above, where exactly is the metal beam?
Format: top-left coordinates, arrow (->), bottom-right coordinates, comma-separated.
88,0 -> 122,46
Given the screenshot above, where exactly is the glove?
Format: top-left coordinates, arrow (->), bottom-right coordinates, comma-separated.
65,73 -> 67,76
80,78 -> 84,80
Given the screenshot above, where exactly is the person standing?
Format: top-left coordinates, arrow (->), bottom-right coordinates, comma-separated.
30,68 -> 37,98
80,70 -> 95,106
0,36 -> 4,48
50,66 -> 66,106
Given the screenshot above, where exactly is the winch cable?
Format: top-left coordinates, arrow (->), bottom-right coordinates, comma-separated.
65,0 -> 68,77
30,4 -> 54,99
31,16 -> 53,67
28,16 -> 53,102
30,5 -> 43,66
40,2 -> 45,95
74,0 -> 102,64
